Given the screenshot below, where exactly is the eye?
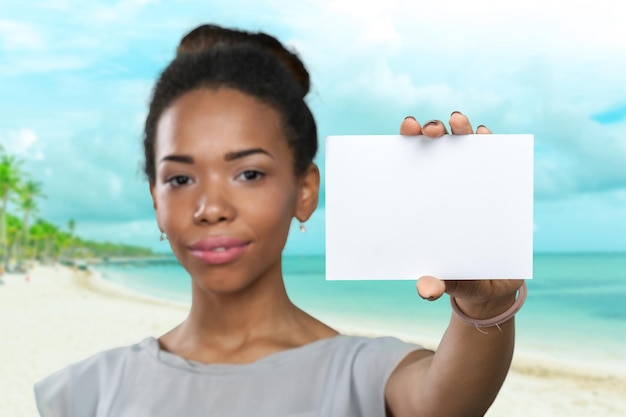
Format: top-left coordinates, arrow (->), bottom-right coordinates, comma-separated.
236,170 -> 265,182
166,175 -> 193,187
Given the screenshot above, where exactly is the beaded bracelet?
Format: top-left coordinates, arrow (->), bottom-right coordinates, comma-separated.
450,282 -> 527,332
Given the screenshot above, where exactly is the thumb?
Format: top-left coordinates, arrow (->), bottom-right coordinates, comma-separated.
416,276 -> 446,301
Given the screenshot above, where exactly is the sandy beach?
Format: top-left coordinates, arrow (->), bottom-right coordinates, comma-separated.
1,265 -> 624,416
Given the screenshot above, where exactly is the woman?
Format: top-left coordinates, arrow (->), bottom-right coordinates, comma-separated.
35,24 -> 526,417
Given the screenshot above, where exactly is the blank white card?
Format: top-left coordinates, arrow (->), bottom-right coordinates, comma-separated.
325,135 -> 534,280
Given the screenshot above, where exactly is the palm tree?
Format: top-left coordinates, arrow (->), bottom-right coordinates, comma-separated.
16,179 -> 45,266
0,153 -> 23,269
5,214 -> 23,269
30,219 -> 60,262
67,218 -> 76,259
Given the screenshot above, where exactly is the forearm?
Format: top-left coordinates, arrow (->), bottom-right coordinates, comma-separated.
420,296 -> 517,416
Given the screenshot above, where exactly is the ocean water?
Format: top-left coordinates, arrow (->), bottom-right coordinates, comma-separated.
97,253 -> 626,365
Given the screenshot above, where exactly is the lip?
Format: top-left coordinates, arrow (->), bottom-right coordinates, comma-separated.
189,236 -> 250,265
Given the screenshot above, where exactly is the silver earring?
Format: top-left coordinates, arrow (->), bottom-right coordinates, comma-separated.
159,232 -> 167,241
299,222 -> 306,233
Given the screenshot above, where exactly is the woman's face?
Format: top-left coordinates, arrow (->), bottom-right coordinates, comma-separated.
150,87 -> 318,294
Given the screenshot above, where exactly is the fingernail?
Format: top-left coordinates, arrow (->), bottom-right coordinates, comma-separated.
450,111 -> 462,116
477,124 -> 486,129
423,120 -> 439,127
404,115 -> 416,121
426,296 -> 436,301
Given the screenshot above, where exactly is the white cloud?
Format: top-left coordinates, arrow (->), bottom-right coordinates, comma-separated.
357,17 -> 401,49
328,0 -> 396,20
0,55 -> 89,76
0,128 -> 45,160
0,19 -> 45,51
88,0 -> 154,24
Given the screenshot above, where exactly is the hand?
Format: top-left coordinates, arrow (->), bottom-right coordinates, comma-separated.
400,111 -> 492,137
399,111 -> 523,319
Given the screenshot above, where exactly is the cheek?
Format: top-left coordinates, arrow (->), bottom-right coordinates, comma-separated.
154,189 -> 191,228
241,185 -> 297,230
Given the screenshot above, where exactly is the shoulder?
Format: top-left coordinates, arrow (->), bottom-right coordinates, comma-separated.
37,339 -> 145,386
312,335 -> 424,416
308,335 -> 423,388
335,334 -> 422,374
331,335 -> 424,388
34,338 -> 155,417
329,334 -> 422,358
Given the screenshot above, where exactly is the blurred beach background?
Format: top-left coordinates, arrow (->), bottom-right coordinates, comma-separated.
1,0 -> 625,416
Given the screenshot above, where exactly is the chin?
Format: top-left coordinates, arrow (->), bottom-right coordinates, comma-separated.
187,264 -> 263,295
180,248 -> 282,296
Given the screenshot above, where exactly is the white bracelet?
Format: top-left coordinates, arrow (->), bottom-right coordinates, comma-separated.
450,282 -> 527,332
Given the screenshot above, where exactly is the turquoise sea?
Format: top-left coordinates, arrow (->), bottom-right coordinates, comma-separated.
97,253 -> 626,367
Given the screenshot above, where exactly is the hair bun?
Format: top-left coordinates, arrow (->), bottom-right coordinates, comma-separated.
177,24 -> 310,95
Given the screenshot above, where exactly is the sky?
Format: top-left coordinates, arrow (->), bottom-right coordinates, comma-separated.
1,0 -> 625,254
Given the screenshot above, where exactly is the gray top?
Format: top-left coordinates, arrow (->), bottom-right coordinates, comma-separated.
35,335 -> 421,417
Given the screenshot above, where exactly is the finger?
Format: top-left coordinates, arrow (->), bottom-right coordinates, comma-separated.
421,120 -> 448,138
448,111 -> 473,135
400,116 -> 422,135
444,279 -> 524,302
416,275 -> 446,300
476,124 -> 492,134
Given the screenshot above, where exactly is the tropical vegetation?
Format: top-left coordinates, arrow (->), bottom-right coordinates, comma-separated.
0,146 -> 154,272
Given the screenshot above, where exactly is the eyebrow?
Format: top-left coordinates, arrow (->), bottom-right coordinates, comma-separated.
159,148 -> 274,165
160,155 -> 194,164
224,148 -> 274,161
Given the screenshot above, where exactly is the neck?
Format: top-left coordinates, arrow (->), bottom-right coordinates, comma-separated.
186,268 -> 297,339
158,260 -> 335,363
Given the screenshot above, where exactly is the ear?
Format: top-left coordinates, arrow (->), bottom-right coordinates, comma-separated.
149,181 -> 164,232
294,163 -> 320,222
149,181 -> 158,211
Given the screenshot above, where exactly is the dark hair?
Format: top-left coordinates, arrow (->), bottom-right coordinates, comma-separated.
143,26 -> 317,182
177,24 -> 310,93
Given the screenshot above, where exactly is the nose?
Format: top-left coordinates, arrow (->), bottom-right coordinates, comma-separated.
193,179 -> 236,225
